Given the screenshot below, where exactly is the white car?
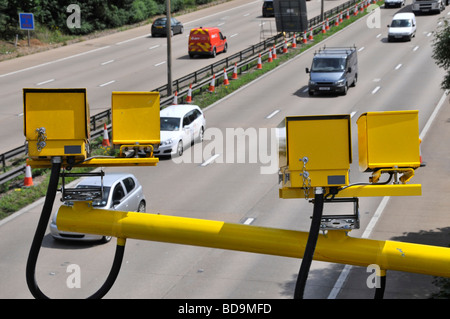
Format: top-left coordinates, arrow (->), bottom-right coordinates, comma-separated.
155,104 -> 206,157
50,173 -> 146,243
387,13 -> 417,42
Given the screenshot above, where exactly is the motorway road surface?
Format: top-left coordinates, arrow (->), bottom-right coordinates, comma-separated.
1,0 -> 450,299
0,0 -> 348,154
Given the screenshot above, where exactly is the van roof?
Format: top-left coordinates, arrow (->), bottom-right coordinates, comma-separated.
190,27 -> 221,34
160,104 -> 201,117
393,12 -> 415,19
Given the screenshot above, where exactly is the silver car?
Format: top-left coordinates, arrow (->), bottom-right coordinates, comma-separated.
50,173 -> 146,243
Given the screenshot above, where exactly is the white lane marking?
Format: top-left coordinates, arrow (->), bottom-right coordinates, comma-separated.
154,61 -> 166,67
200,154 -> 220,167
243,218 -> 255,225
230,33 -> 238,38
99,80 -> 115,87
36,79 -> 55,86
358,47 -> 365,52
149,45 -> 160,50
0,46 -> 111,78
371,86 -> 380,94
350,111 -> 357,118
395,63 -> 402,70
115,34 -> 151,45
101,59 -> 114,66
266,110 -> 280,119
413,45 -> 419,51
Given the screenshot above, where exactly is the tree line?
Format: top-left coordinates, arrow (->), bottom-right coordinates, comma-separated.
0,0 -> 216,39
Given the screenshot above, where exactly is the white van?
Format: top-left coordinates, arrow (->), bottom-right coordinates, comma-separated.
387,13 -> 417,42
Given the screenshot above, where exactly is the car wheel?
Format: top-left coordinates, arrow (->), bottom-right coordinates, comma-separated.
177,140 -> 183,156
197,126 -> 204,143
137,201 -> 146,212
308,89 -> 314,96
342,84 -> 348,96
101,236 -> 112,243
351,74 -> 357,87
211,47 -> 216,58
223,43 -> 228,53
180,26 -> 184,34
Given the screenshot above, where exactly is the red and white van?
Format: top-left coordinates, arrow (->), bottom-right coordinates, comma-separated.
188,27 -> 227,58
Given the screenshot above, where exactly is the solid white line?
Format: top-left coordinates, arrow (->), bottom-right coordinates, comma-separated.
36,78 -> 55,86
266,110 -> 280,119
328,90 -> 449,299
115,33 -> 151,45
99,80 -> 115,87
154,61 -> 166,67
101,59 -> 114,65
0,46 -> 111,78
371,86 -> 380,94
200,154 -> 220,167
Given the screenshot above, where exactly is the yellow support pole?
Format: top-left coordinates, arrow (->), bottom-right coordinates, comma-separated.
58,202 -> 450,278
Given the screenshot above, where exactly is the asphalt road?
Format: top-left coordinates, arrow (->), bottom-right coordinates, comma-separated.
0,0 -> 449,300
0,0 -> 347,154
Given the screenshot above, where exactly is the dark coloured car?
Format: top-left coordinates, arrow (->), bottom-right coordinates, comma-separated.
262,0 -> 274,17
151,17 -> 184,37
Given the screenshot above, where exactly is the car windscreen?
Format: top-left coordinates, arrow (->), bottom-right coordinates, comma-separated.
311,57 -> 346,72
161,117 -> 181,131
76,185 -> 111,207
391,19 -> 411,27
153,19 -> 166,26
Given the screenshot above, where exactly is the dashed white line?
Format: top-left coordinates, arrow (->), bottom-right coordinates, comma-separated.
358,47 -> 365,52
200,154 -> 221,167
395,63 -> 402,70
230,33 -> 238,38
115,34 -> 151,45
99,80 -> 115,87
36,79 -> 55,86
371,86 -> 380,94
101,60 -> 114,66
155,61 -> 166,67
376,33 -> 382,38
266,110 -> 280,119
243,217 -> 255,225
350,111 -> 357,118
149,45 -> 160,50
243,13 -> 250,17
413,45 -> 419,51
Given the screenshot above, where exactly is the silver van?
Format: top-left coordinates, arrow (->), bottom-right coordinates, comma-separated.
306,46 -> 358,96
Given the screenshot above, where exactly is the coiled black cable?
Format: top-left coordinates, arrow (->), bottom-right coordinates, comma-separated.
25,157 -> 125,299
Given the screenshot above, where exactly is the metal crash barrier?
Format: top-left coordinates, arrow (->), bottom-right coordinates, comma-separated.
24,88 -> 449,299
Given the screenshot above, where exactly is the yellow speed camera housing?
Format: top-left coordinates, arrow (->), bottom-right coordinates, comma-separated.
111,91 -> 160,146
357,110 -> 420,172
280,114 -> 352,189
23,88 -> 90,161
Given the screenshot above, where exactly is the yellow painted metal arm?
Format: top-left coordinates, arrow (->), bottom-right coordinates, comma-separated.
58,202 -> 450,278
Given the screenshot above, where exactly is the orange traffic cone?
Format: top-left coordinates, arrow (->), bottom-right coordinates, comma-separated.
23,165 -> 33,187
309,28 -> 314,41
322,22 -> 326,34
354,4 -> 359,16
268,49 -> 273,62
272,45 -> 277,59
208,74 -> 215,93
292,34 -> 297,48
173,91 -> 178,105
186,84 -> 192,103
257,54 -> 262,69
102,123 -> 110,147
302,30 -> 307,43
339,11 -> 343,23
346,8 -> 350,19
326,18 -> 330,30
282,40 -> 288,53
223,69 -> 229,85
231,63 -> 238,80
335,16 -> 339,27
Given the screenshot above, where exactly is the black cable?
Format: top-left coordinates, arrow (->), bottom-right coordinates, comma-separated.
25,158 -> 125,299
374,274 -> 386,299
293,188 -> 324,299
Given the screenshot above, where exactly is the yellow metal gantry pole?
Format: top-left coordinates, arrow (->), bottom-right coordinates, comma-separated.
58,202 -> 450,278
